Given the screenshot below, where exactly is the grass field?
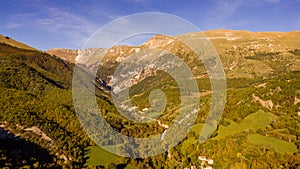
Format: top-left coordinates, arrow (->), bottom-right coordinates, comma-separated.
180,110 -> 278,156
191,123 -> 204,134
181,137 -> 196,155
216,110 -> 277,138
85,146 -> 122,167
190,110 -> 277,139
247,134 -> 298,153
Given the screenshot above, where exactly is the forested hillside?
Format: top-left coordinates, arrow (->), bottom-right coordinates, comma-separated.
0,43 -> 91,168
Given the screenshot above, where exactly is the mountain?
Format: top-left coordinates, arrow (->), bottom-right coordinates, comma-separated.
0,34 -> 37,51
1,30 -> 300,168
202,30 -> 300,78
57,30 -> 300,97
46,48 -> 78,63
50,30 -> 300,81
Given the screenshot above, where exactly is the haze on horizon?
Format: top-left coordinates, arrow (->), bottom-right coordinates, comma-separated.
0,0 -> 299,50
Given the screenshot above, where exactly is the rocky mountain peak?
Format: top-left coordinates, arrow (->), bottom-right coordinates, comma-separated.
142,34 -> 175,49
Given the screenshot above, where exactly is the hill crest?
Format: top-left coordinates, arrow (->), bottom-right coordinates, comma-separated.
0,34 -> 36,51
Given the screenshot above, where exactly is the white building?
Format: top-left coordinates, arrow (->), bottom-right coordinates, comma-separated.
204,167 -> 212,169
198,156 -> 206,161
207,159 -> 214,165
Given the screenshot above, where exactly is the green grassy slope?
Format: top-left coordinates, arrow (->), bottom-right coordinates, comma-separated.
216,110 -> 277,138
85,146 -> 122,167
247,134 -> 298,153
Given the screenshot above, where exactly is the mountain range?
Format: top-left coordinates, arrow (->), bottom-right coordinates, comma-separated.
46,30 -> 300,79
0,30 -> 299,168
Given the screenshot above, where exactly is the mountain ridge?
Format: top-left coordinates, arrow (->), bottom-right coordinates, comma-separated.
46,29 -> 300,84
46,29 -> 300,62
0,34 -> 37,51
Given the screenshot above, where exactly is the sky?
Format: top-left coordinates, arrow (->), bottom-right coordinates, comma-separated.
0,0 -> 299,50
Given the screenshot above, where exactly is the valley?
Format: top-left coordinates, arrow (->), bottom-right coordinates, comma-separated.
0,30 -> 299,168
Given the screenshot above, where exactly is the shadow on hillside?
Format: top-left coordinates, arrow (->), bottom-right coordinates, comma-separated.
0,127 -> 56,167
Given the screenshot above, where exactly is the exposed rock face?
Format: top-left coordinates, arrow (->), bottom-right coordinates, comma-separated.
252,94 -> 274,110
25,126 -> 53,142
0,122 -> 70,163
141,34 -> 175,49
46,48 -> 78,63
294,97 -> 300,105
256,83 -> 267,88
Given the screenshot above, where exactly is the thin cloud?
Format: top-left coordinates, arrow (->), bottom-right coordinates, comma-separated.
85,13 -> 200,48
5,11 -> 39,29
207,0 -> 242,19
204,0 -> 245,29
86,7 -> 120,20
265,0 -> 280,4
7,7 -> 98,48
5,22 -> 24,29
203,0 -> 284,29
37,7 -> 96,36
125,0 -> 151,3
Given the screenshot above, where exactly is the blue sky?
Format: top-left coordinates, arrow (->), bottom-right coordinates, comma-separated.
0,0 -> 299,50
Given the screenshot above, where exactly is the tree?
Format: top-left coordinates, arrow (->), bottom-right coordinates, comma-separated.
106,163 -> 117,169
